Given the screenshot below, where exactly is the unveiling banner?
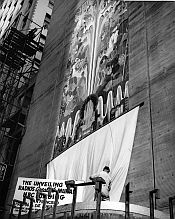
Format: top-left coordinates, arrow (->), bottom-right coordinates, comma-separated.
47,106 -> 139,202
13,177 -> 83,215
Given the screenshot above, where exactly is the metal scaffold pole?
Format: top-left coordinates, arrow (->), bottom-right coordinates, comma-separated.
149,189 -> 160,219
65,177 -> 105,219
125,182 -> 132,219
169,196 -> 175,219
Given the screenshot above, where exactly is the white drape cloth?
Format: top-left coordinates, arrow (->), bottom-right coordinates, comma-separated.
47,107 -> 139,202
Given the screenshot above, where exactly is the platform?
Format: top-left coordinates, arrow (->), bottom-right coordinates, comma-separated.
31,201 -> 169,219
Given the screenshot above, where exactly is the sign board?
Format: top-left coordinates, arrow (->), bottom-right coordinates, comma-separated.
13,177 -> 84,215
0,162 -> 7,181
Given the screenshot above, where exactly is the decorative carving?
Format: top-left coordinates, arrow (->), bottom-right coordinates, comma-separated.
54,0 -> 129,156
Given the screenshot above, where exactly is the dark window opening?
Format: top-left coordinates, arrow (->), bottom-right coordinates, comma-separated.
28,0 -> 33,9
8,2 -> 12,8
22,13 -> 29,29
13,15 -> 19,27
3,15 -> 7,21
45,12 -> 51,20
14,1 -> 17,7
38,43 -> 44,52
21,0 -> 24,6
48,0 -> 54,9
40,33 -> 46,41
43,19 -> 50,29
9,15 -> 12,22
34,57 -> 41,67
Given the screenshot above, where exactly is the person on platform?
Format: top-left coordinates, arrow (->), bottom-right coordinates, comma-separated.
89,166 -> 112,201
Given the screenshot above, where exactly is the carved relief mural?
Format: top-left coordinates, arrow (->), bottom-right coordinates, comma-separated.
53,0 -> 129,158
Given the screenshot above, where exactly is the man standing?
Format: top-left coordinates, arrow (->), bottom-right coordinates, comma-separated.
89,166 -> 112,201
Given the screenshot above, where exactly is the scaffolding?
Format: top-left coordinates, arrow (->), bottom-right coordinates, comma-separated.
0,13 -> 44,210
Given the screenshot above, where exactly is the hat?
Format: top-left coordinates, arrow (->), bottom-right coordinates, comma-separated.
103,166 -> 110,172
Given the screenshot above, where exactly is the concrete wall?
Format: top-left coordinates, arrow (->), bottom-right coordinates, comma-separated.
124,1 -> 175,212
5,0 -> 175,216
4,0 -> 79,215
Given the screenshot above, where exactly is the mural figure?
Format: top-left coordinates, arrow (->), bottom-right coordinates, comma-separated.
77,71 -> 87,101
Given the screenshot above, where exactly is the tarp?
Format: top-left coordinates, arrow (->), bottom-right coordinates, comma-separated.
47,107 -> 139,202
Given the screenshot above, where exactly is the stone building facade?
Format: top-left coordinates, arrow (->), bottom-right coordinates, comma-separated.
3,0 -> 175,217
